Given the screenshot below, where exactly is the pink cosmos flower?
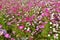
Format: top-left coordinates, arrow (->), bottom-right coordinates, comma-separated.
22,6 -> 30,12
25,17 -> 32,22
25,16 -> 35,22
36,1 -> 45,7
0,5 -> 2,10
39,24 -> 44,28
0,29 -> 7,36
41,13 -> 45,17
55,8 -> 60,12
55,2 -> 60,7
19,25 -> 24,30
0,24 -> 2,28
27,1 -> 33,8
10,6 -> 19,13
36,26 -> 39,31
44,8 -> 50,13
7,22 -> 11,25
11,38 -> 15,40
4,33 -> 10,38
45,12 -> 50,17
39,22 -> 47,28
41,8 -> 50,17
0,30 -> 3,36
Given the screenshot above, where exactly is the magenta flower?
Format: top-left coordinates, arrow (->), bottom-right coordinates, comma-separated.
41,8 -> 50,17
10,6 -> 19,13
19,25 -> 24,30
25,16 -> 34,22
4,33 -> 10,38
22,6 -> 30,12
0,5 -> 2,10
44,8 -> 49,13
25,17 -> 32,22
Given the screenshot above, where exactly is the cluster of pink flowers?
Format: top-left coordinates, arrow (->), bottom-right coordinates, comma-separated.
0,0 -> 60,40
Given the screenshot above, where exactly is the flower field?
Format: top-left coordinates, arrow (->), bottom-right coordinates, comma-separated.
0,0 -> 60,40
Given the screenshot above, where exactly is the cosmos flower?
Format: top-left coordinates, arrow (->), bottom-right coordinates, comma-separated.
4,33 -> 11,38
7,22 -> 11,26
39,24 -> 45,28
19,25 -> 24,30
0,24 -> 2,28
56,8 -> 60,13
0,29 -> 7,36
11,38 -> 15,40
0,5 -> 2,10
27,1 -> 33,8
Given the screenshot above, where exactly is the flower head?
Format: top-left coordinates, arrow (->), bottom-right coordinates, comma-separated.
4,33 -> 11,38
0,29 -> 7,36
0,5 -> 2,10
11,38 -> 15,40
19,25 -> 24,30
0,24 -> 2,28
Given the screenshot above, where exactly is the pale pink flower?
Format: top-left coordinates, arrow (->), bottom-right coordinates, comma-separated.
12,31 -> 16,34
41,13 -> 45,17
36,26 -> 39,31
19,25 -> 24,30
11,38 -> 15,40
7,22 -> 11,25
39,24 -> 44,28
36,1 -> 45,7
27,1 -> 33,8
39,22 -> 47,28
0,24 -> 2,28
0,29 -> 7,36
4,33 -> 10,38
